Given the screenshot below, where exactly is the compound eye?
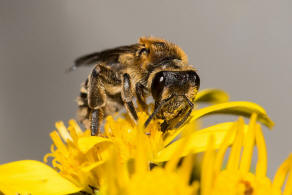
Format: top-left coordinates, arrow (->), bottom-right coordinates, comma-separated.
151,72 -> 165,100
187,71 -> 200,89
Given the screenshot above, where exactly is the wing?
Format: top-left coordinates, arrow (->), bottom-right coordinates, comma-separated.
67,44 -> 139,72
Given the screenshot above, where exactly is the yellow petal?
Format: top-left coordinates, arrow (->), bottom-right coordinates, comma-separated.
283,155 -> 292,195
55,121 -> 72,142
50,131 -> 68,156
134,123 -> 150,175
77,136 -> 112,153
177,154 -> 194,185
226,117 -> 244,171
81,161 -> 105,172
0,160 -> 81,195
164,101 -> 273,149
154,122 -> 249,163
273,154 -> 292,193
163,120 -> 198,147
214,121 -> 237,176
68,119 -> 84,135
255,123 -> 268,178
165,124 -> 193,172
189,101 -> 274,128
239,114 -> 257,173
195,88 -> 229,104
201,135 -> 215,195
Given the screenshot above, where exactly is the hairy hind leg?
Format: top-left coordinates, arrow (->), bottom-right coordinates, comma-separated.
87,67 -> 106,136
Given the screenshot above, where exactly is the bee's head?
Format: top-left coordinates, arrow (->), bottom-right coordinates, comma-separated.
148,69 -> 200,131
138,37 -> 200,130
138,37 -> 200,99
151,70 -> 200,102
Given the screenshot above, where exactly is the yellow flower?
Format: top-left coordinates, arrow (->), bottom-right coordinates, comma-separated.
99,123 -> 199,195
0,160 -> 81,195
44,120 -> 111,192
201,114 -> 292,195
0,89 -> 276,194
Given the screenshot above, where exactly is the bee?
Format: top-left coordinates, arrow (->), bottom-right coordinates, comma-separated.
69,37 -> 200,136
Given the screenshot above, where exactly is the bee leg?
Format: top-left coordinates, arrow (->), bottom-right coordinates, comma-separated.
121,73 -> 138,122
88,67 -> 106,136
174,96 -> 194,129
161,121 -> 169,132
135,82 -> 148,112
90,109 -> 103,136
144,95 -> 174,128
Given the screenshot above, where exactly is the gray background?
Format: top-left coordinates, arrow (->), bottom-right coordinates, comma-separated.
0,0 -> 291,177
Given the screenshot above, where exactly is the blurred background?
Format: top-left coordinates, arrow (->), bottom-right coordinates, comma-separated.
0,0 -> 291,177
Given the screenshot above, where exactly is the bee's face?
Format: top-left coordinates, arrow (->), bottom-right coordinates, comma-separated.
151,69 -> 200,126
151,70 -> 200,101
